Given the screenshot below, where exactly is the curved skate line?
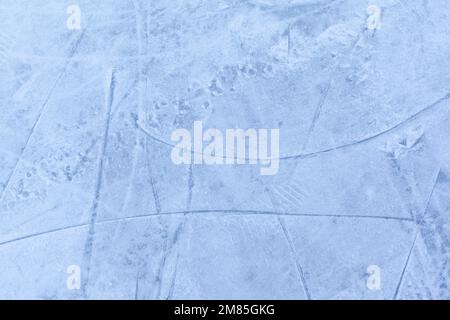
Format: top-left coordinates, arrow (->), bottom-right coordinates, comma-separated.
137,92 -> 450,162
0,209 -> 414,248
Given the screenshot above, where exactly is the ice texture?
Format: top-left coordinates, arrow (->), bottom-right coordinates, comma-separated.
0,0 -> 449,299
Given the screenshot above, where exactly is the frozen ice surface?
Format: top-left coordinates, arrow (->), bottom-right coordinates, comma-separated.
0,0 -> 449,299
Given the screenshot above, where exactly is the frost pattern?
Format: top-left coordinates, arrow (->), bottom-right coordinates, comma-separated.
0,0 -> 449,299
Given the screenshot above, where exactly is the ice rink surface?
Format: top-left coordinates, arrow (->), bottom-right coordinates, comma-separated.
0,0 -> 449,299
